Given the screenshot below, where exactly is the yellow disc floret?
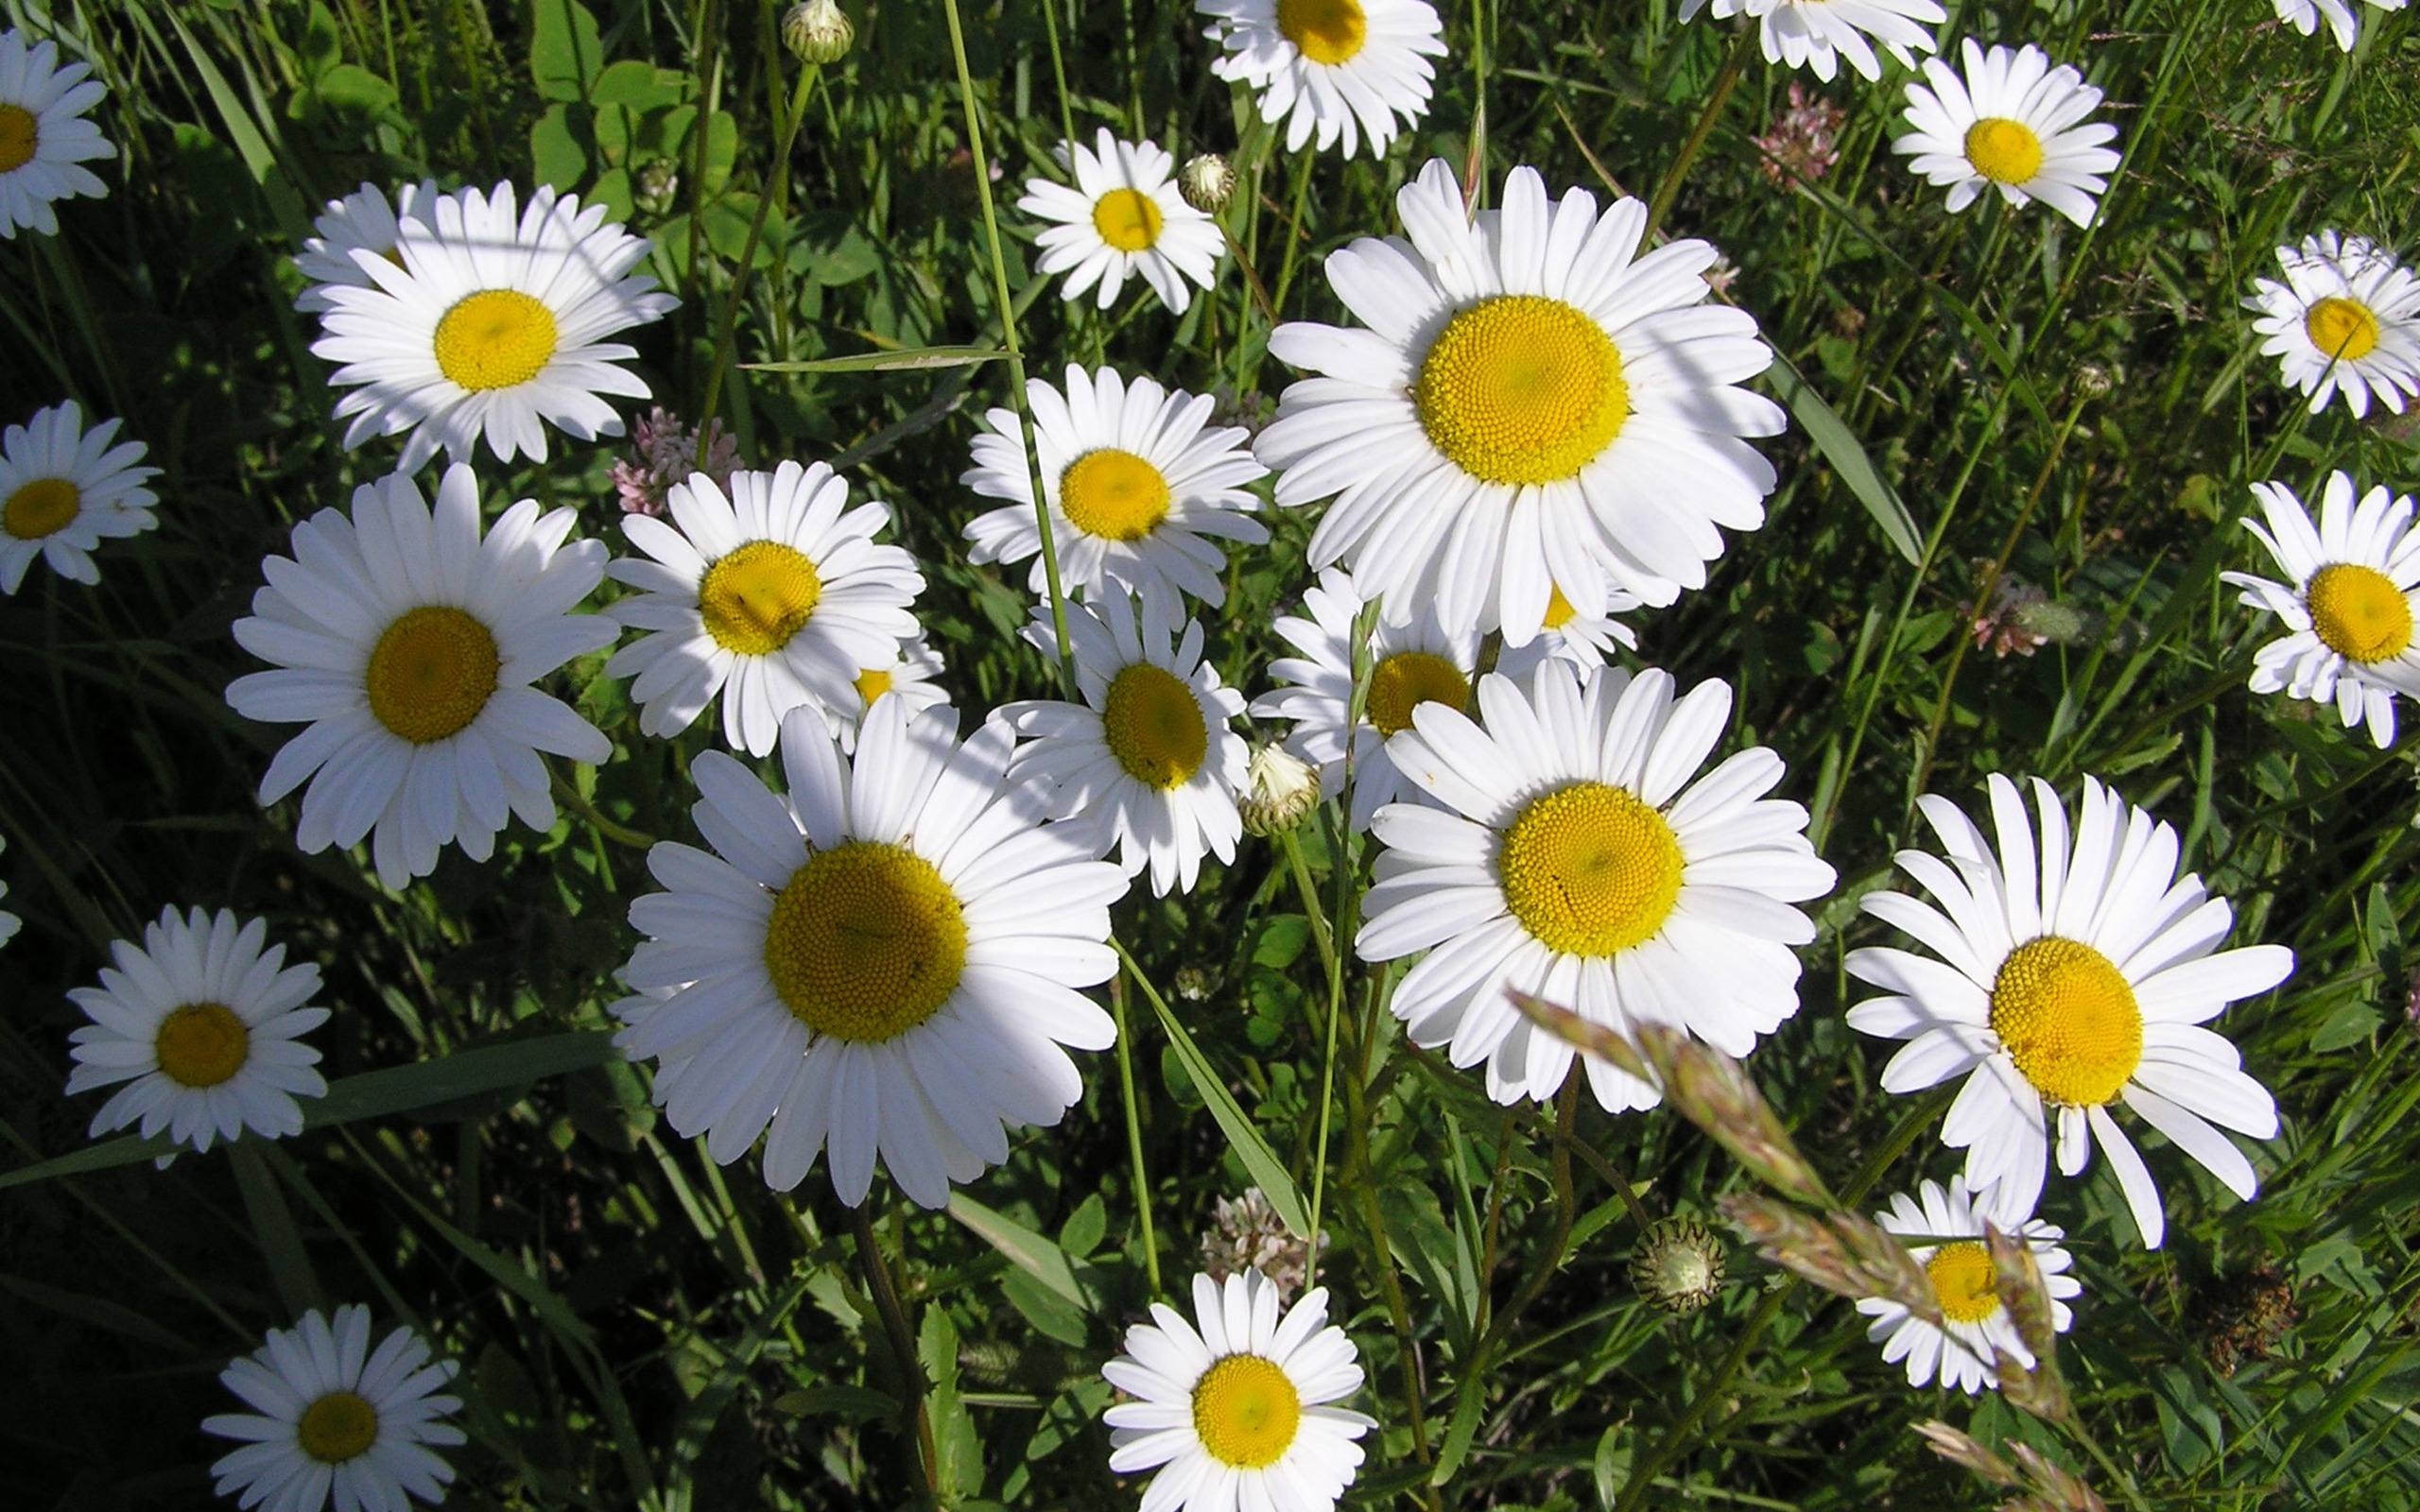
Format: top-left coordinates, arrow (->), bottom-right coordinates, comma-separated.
1498,782 -> 1685,957
1091,188 -> 1163,253
153,1003 -> 250,1089
2304,297 -> 2381,363
296,1390 -> 381,1464
1416,296 -> 1630,485
365,606 -> 500,745
1988,936 -> 2143,1108
699,541 -> 823,656
764,842 -> 968,1042
432,289 -> 560,391
855,665 -> 893,709
1191,1353 -> 1303,1469
1543,585 -> 1580,631
1060,449 -> 1172,541
1102,663 -> 1209,789
0,104 -> 37,174
1276,0 -> 1368,65
3,476 -> 78,540
1925,1242 -> 2003,1326
1963,118 -> 2045,184
2307,561 -> 2414,663
1366,650 -> 1470,738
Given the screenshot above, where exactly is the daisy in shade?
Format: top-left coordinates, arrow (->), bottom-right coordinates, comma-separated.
2222,472 -> 2420,747
1019,131 -> 1221,315
603,461 -> 923,758
1893,41 -> 2122,229
614,700 -> 1129,1208
1679,0 -> 1944,83
2245,232 -> 2420,418
1102,1268 -> 1374,1512
1257,161 -> 1784,644
64,906 -> 328,1155
1249,566 -> 1481,833
1856,1176 -> 2080,1396
226,465 -> 617,890
1356,660 -> 1835,1113
963,365 -> 1269,623
1196,0 -> 1447,159
292,179 -> 443,314
203,1304 -> 463,1512
2273,0 -> 2405,50
0,27 -> 112,238
1495,582 -> 1642,678
312,180 -> 678,470
1845,774 -> 2293,1249
0,400 -> 160,593
823,630 -> 953,754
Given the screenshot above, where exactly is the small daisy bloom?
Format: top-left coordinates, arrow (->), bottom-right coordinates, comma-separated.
1495,581 -> 1643,678
1678,0 -> 1944,83
0,27 -> 112,238
227,465 -> 617,890
63,906 -> 328,1154
822,629 -> 952,754
292,179 -> 442,314
1258,161 -> 1784,643
1845,774 -> 2293,1249
2245,232 -> 2420,418
203,1304 -> 464,1512
604,461 -> 923,758
2222,472 -> 2420,747
963,365 -> 1269,622
1893,41 -> 2121,229
1008,593 -> 1250,897
2273,0 -> 2406,50
1855,1176 -> 2079,1395
312,180 -> 678,470
0,400 -> 160,593
1196,0 -> 1448,159
1019,130 -> 1221,315
614,700 -> 1129,1208
1249,566 -> 1481,833
1356,660 -> 1836,1113
1102,1268 -> 1375,1512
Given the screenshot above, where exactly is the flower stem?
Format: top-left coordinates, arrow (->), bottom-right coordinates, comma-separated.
699,58 -> 821,431
1109,965 -> 1164,1296
850,1200 -> 937,1497
1645,26 -> 1755,240
548,765 -> 656,850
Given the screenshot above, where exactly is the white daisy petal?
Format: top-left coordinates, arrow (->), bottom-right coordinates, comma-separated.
204,1305 -> 461,1512
1892,40 -> 2119,229
0,400 -> 161,593
1858,1175 -> 2077,1394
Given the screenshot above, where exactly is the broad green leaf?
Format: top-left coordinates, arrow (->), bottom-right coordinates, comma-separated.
529,0 -> 604,103
530,103 -> 589,193
313,63 -> 396,116
1765,354 -> 1923,565
232,1143 -> 324,1317
950,1194 -> 1089,1311
744,346 -> 1011,374
1142,984 -> 1312,1239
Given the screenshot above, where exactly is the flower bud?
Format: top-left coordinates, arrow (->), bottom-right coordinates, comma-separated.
1240,744 -> 1319,836
783,0 -> 854,64
1179,152 -> 1236,215
1629,1215 -> 1727,1314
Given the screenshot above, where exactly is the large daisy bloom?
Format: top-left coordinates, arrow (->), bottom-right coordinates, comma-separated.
1678,0 -> 1944,83
1102,1268 -> 1374,1512
2273,0 -> 2406,50
1356,660 -> 1835,1113
1249,565 -> 1480,833
1845,774 -> 2293,1249
1019,131 -> 1220,315
1257,161 -> 1784,643
604,462 -> 923,758
1855,1176 -> 2080,1396
226,465 -> 616,890
292,179 -> 443,314
821,629 -> 952,754
63,906 -> 328,1154
0,399 -> 160,593
1007,593 -> 1249,897
311,180 -> 678,470
1892,41 -> 2121,229
614,700 -> 1129,1208
2221,472 -> 2420,747
963,365 -> 1269,622
0,28 -> 111,238
203,1304 -> 464,1512
2245,232 -> 2420,418
1196,0 -> 1447,159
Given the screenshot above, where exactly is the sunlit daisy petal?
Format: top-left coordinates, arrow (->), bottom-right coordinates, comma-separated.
1494,580 -> 1643,677
0,27 -> 112,238
1680,0 -> 1944,82
0,400 -> 161,593
1020,131 -> 1221,315
1854,1176 -> 2080,1395
292,179 -> 444,314
2273,0 -> 2406,50
1892,40 -> 2121,228
2244,231 -> 2420,418
821,628 -> 953,754
1196,0 -> 1447,159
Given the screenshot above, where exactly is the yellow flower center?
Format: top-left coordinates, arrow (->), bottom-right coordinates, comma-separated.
1101,663 -> 1208,790
1544,585 -> 1580,630
3,476 -> 79,540
2307,561 -> 2413,663
1276,0 -> 1369,65
763,842 -> 968,1042
1060,448 -> 1171,541
0,104 -> 37,175
699,541 -> 823,657
855,665 -> 893,709
153,1003 -> 251,1089
1925,1242 -> 2003,1326
1498,782 -> 1684,957
1191,1353 -> 1303,1469
2304,297 -> 2381,362
1416,296 -> 1631,486
432,289 -> 560,392
1366,650 -> 1470,738
296,1390 -> 381,1464
1988,936 -> 2143,1108
365,606 -> 500,745
1963,118 -> 2045,184
1091,188 -> 1163,253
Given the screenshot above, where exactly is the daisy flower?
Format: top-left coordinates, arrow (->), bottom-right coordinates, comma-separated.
1845,774 -> 2293,1249
1495,581 -> 1643,678
63,906 -> 328,1154
822,629 -> 953,754
1855,1176 -> 2080,1395
1356,660 -> 1836,1113
603,461 -> 923,758
1248,566 -> 1481,833
2222,472 -> 2420,747
226,465 -> 617,890
2273,0 -> 2406,50
0,400 -> 160,593
2245,231 -> 2420,418
0,27 -> 111,238
614,700 -> 1129,1208
292,179 -> 443,314
1893,41 -> 2122,229
962,364 -> 1269,622
1196,0 -> 1448,159
1678,0 -> 1944,83
311,180 -> 678,470
1257,161 -> 1785,644
1018,130 -> 1221,315
202,1304 -> 464,1512
1102,1268 -> 1374,1512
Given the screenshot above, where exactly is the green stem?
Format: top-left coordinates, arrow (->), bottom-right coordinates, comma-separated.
1645,26 -> 1755,239
1277,828 -> 1339,981
1037,0 -> 1077,154
549,765 -> 656,850
1109,968 -> 1163,1296
851,1201 -> 938,1497
699,59 -> 821,431
683,0 -> 722,320
1278,825 -> 1348,1276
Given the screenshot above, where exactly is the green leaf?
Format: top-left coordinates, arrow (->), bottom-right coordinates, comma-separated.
232,1143 -> 324,1317
528,0 -> 604,103
743,346 -> 1011,374
1141,981 -> 1312,1239
772,1383 -> 898,1420
1764,353 -> 1922,565
950,1193 -> 1089,1311
0,1271 -> 197,1351
589,59 -> 684,112
530,103 -> 590,192
921,1307 -> 985,1500
313,63 -> 396,116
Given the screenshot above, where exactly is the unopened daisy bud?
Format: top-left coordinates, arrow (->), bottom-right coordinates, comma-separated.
1240,744 -> 1319,836
782,0 -> 853,64
1629,1216 -> 1727,1314
2075,362 -> 2115,397
1178,152 -> 1236,215
634,158 -> 680,216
